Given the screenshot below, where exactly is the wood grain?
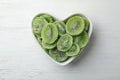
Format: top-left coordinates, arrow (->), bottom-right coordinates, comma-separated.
0,0 -> 120,80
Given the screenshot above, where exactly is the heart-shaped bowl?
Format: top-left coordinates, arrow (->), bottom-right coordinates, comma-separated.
32,13 -> 93,66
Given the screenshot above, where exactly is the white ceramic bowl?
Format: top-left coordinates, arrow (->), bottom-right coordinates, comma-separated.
33,13 -> 93,66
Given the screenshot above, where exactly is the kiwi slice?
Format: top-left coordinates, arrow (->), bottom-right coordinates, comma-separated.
49,48 -> 68,62
32,16 -> 48,36
43,48 -> 49,53
54,21 -> 66,36
66,44 -> 80,56
42,41 -> 56,49
74,31 -> 89,48
40,14 -> 55,23
37,36 -> 42,45
66,16 -> 85,36
84,18 -> 90,31
41,23 -> 58,44
57,34 -> 73,52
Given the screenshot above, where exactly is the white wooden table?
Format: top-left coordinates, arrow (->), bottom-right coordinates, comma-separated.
0,0 -> 120,80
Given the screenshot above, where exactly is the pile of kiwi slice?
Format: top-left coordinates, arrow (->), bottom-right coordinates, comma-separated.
32,13 -> 90,62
